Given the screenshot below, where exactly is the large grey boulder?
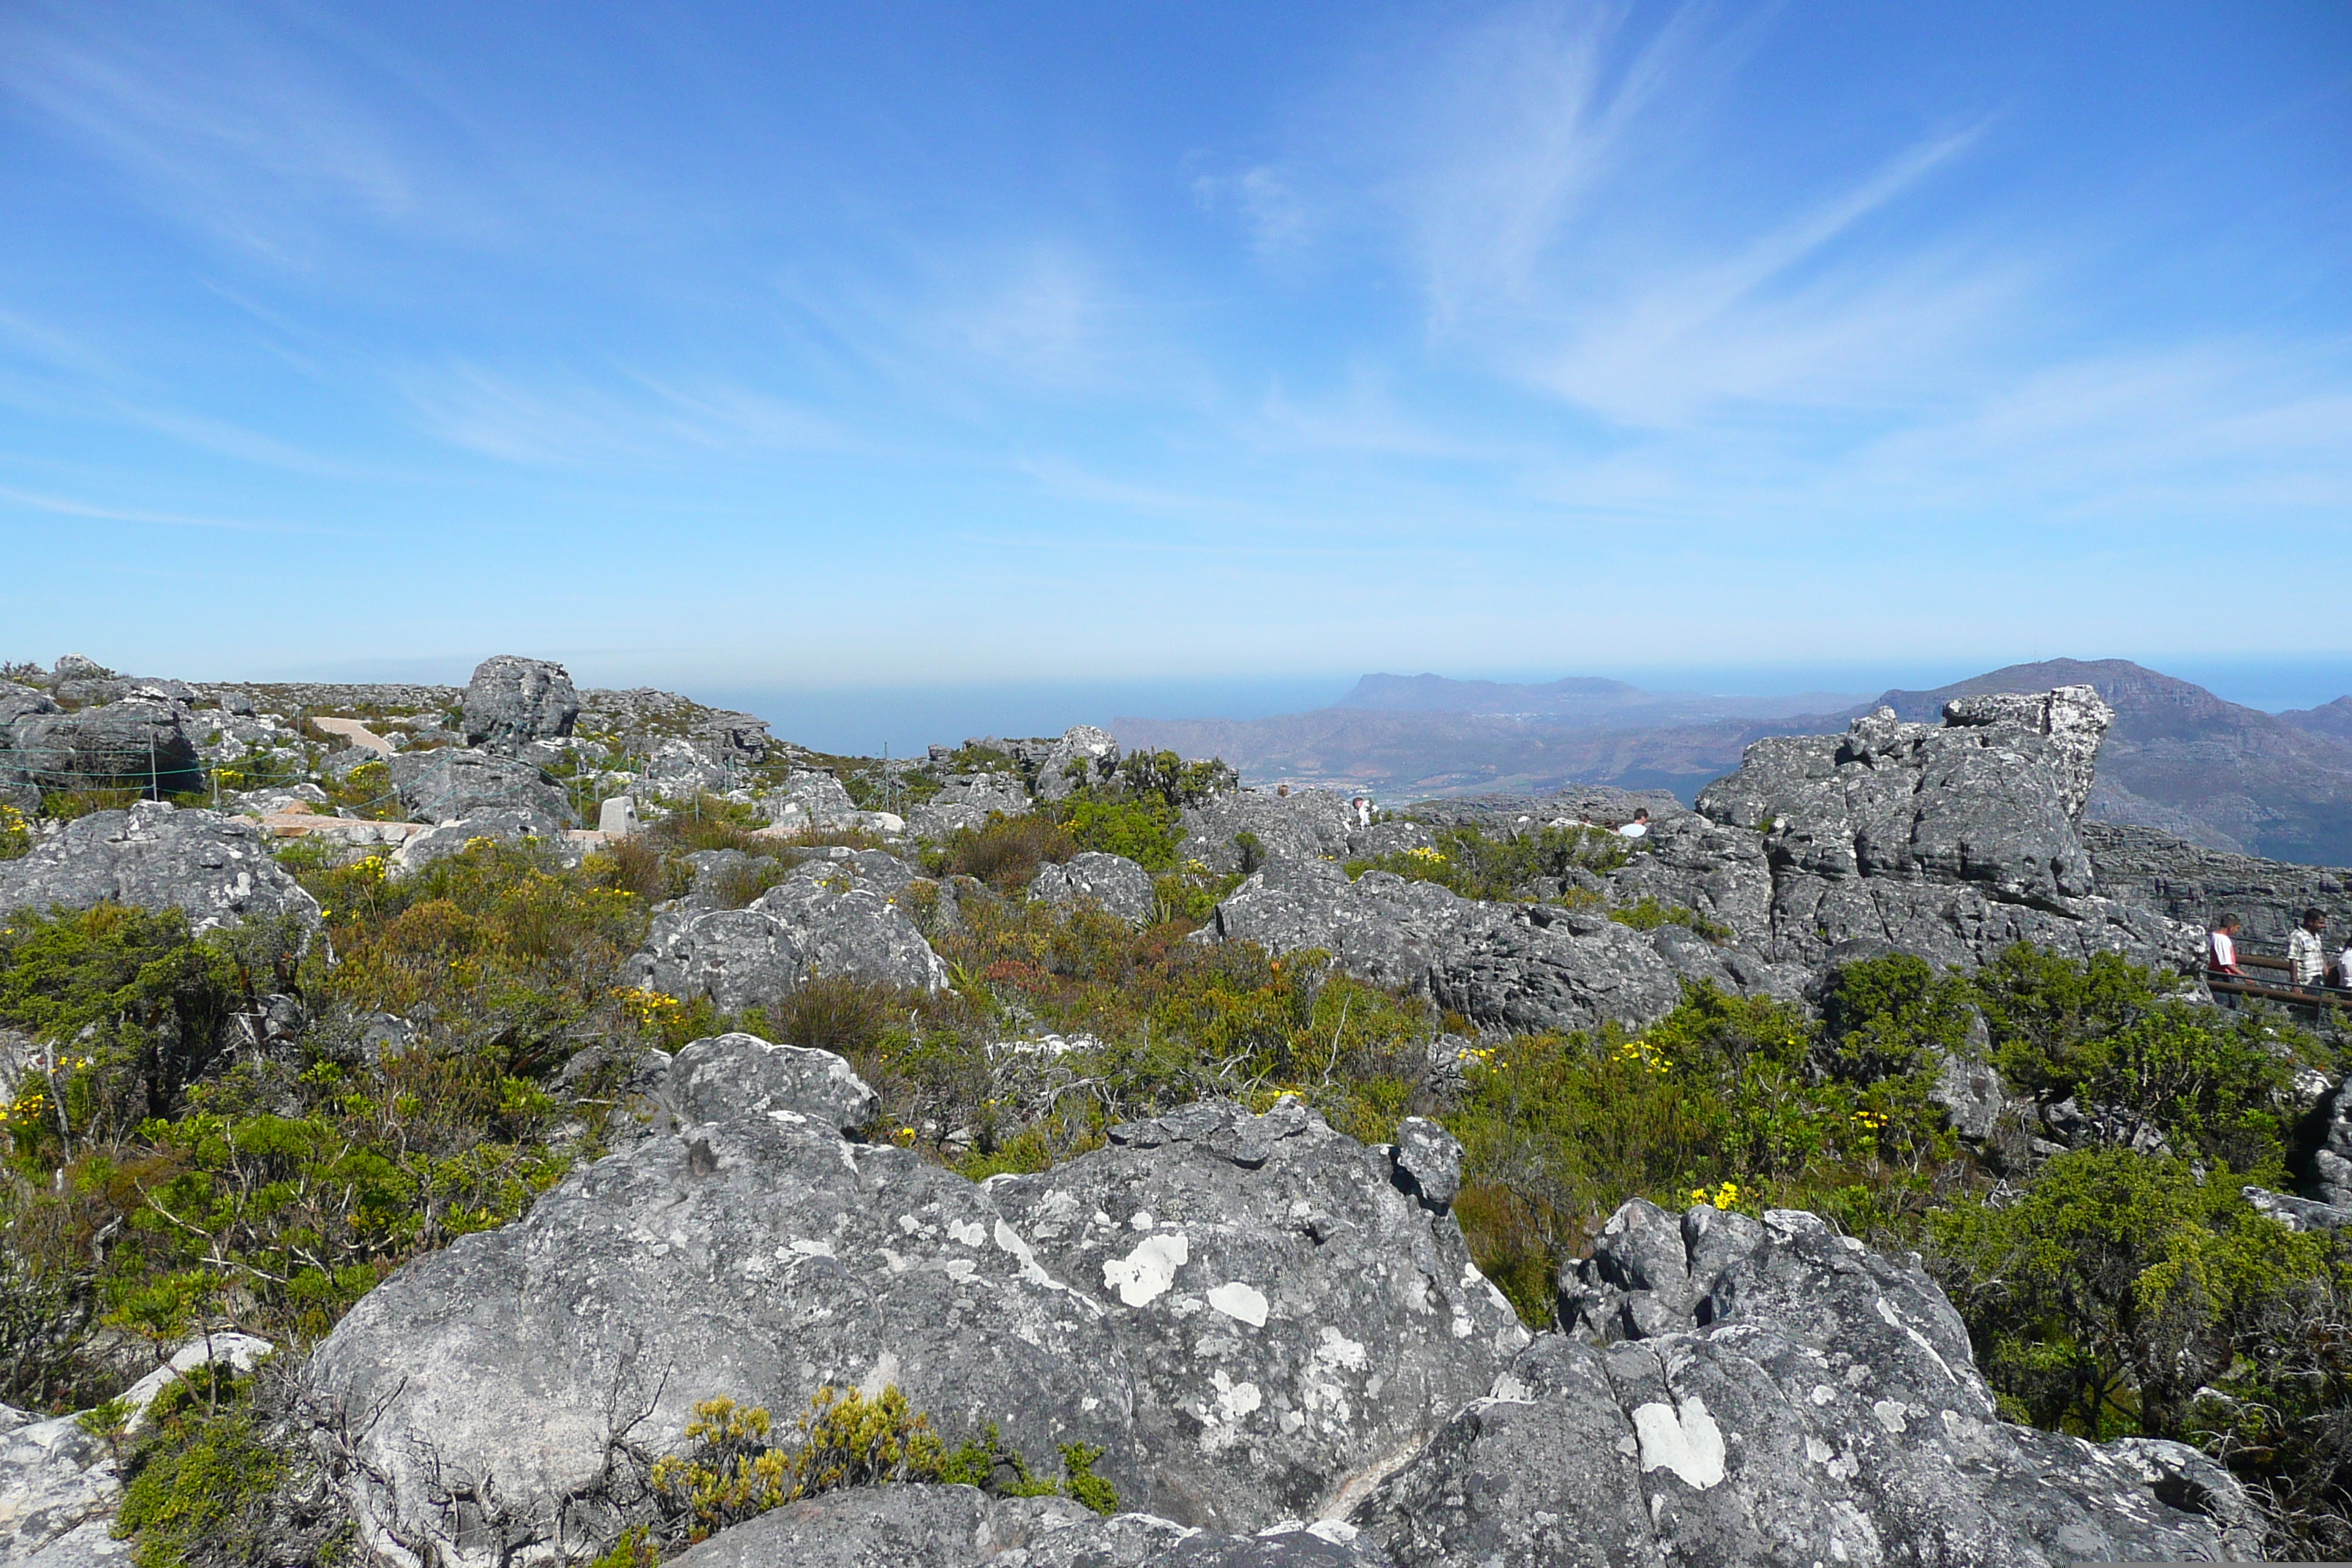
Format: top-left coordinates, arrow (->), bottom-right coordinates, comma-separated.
631,854 -> 950,1007
1595,812 -> 1773,950
1423,905 -> 1687,1038
4,700 -> 205,798
1030,853 -> 1156,924
762,769 -> 860,832
1036,726 -> 1120,803
305,1038 -> 1526,1567
0,802 -> 321,934
386,749 -> 572,826
1356,1199 -> 2260,1566
460,655 -> 579,747
1207,861 -> 1479,994
1180,792 -> 1356,875
1695,687 -> 2198,973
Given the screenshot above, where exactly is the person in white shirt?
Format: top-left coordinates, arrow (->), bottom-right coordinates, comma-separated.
2206,914 -> 2244,1006
1616,809 -> 1650,840
2290,908 -> 2329,984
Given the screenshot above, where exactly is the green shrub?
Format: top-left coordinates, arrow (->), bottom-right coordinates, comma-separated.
113,1365 -> 284,1568
1047,795 -> 1182,870
1605,897 -> 1732,942
1929,1148 -> 2331,1440
930,813 -> 1079,890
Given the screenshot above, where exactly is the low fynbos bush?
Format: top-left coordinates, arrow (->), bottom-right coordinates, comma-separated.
0,802 -> 31,860
644,1387 -> 1116,1548
1346,823 -> 1633,902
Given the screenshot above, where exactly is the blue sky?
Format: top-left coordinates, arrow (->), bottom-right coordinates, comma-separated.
2,1 -> 2348,716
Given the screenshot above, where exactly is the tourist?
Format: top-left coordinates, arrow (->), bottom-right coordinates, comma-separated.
2206,914 -> 2244,1004
1617,808 -> 1651,840
2291,908 -> 2329,985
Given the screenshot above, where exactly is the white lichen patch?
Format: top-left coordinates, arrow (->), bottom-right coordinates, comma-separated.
1871,1399 -> 1909,1434
1104,1232 -> 1190,1307
947,1219 -> 985,1247
1632,1396 -> 1727,1489
1207,1281 -> 1270,1327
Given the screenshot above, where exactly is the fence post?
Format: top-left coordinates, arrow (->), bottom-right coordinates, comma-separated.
148,736 -> 158,802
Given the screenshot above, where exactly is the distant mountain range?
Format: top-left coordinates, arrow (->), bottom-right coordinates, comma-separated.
1112,659 -> 2352,865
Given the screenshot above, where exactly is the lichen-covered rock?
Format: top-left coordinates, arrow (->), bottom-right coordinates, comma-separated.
1422,905 -> 1685,1038
629,853 -> 947,1009
1354,1199 -> 2260,1566
1206,861 -> 1480,994
304,1044 -> 1525,1568
0,1405 -> 119,1566
1030,853 -> 1156,924
460,655 -> 580,747
0,1335 -> 271,1568
762,769 -> 859,831
664,1031 -> 878,1131
1179,791 -> 1357,875
0,802 -> 321,933
386,749 -> 572,826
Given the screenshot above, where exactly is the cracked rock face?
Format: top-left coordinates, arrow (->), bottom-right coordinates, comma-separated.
306,1040 -> 1524,1567
1695,686 -> 2199,973
1350,1199 -> 2259,1567
630,851 -> 950,1007
0,802 -> 322,935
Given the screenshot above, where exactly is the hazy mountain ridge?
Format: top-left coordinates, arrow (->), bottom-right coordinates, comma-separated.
1115,658 -> 2352,866
1333,671 -> 1860,724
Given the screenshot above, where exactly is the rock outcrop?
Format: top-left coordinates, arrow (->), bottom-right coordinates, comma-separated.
387,749 -> 573,826
1030,852 -> 1156,924
1695,687 -> 2199,974
306,1036 -> 1526,1567
0,1335 -> 271,1568
0,802 -> 322,933
2,696 -> 206,800
1202,855 -> 1792,1038
1035,726 -> 1120,803
630,852 -> 950,1007
1351,1199 -> 2260,1566
460,655 -> 581,748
